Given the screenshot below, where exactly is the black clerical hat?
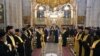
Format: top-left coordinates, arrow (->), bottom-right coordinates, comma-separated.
15,29 -> 20,32
37,27 -> 40,29
22,28 -> 26,31
78,26 -> 83,30
6,26 -> 13,32
97,27 -> 100,29
0,29 -> 6,38
85,27 -> 90,30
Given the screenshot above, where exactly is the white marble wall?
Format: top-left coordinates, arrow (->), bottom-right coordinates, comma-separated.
22,0 -> 31,16
85,0 -> 93,27
0,0 -> 6,28
0,0 -> 3,4
94,0 -> 100,27
77,0 -> 100,27
85,0 -> 100,27
6,0 -> 23,29
77,0 -> 87,16
76,0 -> 87,27
0,0 -> 3,28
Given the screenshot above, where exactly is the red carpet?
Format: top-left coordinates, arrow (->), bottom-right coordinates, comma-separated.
62,47 -> 74,56
32,46 -> 74,56
32,48 -> 41,56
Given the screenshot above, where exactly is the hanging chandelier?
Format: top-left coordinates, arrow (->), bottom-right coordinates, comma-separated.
36,0 -> 70,8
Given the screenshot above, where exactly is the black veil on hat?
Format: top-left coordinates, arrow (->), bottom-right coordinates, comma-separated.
85,27 -> 90,30
78,26 -> 83,30
0,29 -> 6,38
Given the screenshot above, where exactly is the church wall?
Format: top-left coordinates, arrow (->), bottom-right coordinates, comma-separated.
77,0 -> 87,16
22,0 -> 31,25
76,0 -> 87,25
5,0 -> 23,29
85,0 -> 100,27
0,0 -> 3,3
0,0 -> 6,29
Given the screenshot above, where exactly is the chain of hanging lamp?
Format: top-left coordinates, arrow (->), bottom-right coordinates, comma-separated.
36,0 -> 70,8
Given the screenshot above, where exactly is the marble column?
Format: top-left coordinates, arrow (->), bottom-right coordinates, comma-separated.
98,12 -> 100,27
15,0 -> 23,29
31,0 -> 36,26
22,0 -> 31,26
76,0 -> 87,27
94,0 -> 100,27
85,0 -> 93,27
86,0 -> 100,27
77,0 -> 87,16
0,0 -> 3,4
6,0 -> 23,29
0,0 -> 5,28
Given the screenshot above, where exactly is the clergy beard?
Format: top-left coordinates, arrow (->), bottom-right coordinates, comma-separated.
16,33 -> 21,36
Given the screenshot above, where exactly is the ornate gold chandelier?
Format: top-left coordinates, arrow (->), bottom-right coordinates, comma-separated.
36,0 -> 70,8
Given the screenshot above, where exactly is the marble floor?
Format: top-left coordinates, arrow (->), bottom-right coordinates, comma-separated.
42,43 -> 62,56
32,37 -> 74,56
32,42 -> 74,56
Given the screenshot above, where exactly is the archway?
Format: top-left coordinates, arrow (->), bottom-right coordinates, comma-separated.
31,1 -> 77,28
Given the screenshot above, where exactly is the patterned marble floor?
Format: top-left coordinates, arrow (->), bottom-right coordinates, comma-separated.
32,43 -> 74,56
32,38 -> 74,56
41,43 -> 62,56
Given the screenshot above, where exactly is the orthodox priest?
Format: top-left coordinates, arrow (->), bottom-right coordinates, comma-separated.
74,26 -> 84,56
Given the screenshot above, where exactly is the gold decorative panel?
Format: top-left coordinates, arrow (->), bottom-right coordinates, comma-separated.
77,16 -> 85,24
36,0 -> 70,8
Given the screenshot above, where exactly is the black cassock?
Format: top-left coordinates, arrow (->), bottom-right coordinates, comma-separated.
62,30 -> 69,46
69,28 -> 76,37
0,41 -> 10,56
24,30 -> 32,56
36,31 -> 42,48
78,32 -> 84,56
82,34 -> 91,56
6,35 -> 17,56
44,29 -> 48,42
54,29 -> 59,43
21,32 -> 28,42
92,40 -> 100,56
49,29 -> 55,42
14,35 -> 24,56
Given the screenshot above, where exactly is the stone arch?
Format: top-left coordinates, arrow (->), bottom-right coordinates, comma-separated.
63,3 -> 74,18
